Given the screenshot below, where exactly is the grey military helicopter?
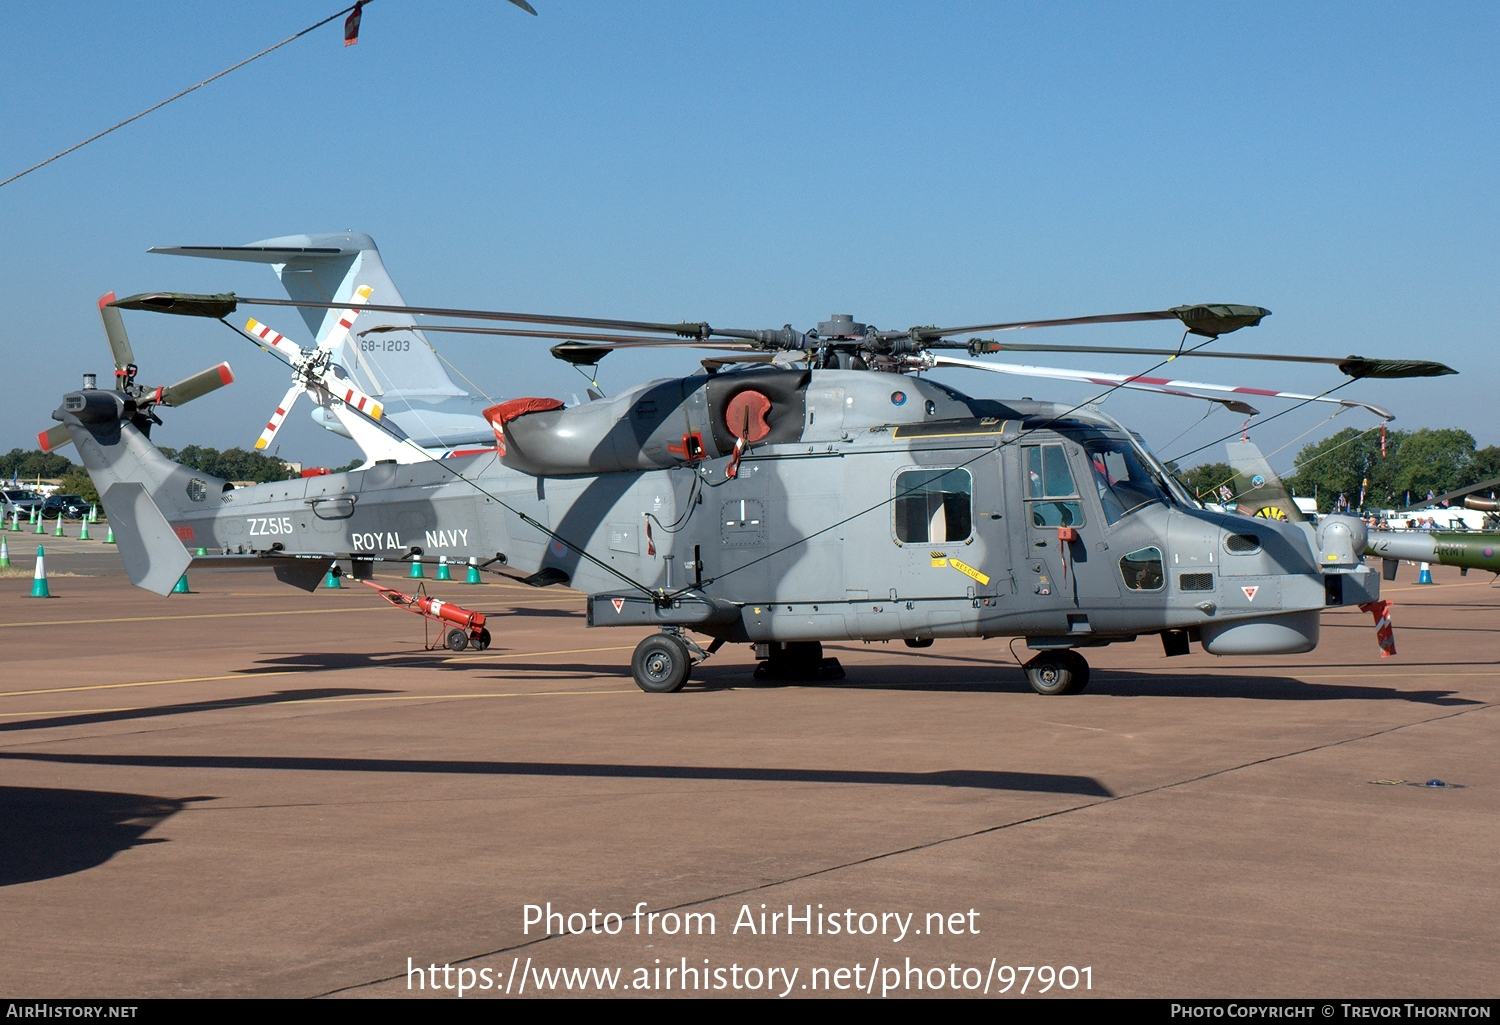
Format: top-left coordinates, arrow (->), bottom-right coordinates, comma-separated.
51,285 -> 1453,695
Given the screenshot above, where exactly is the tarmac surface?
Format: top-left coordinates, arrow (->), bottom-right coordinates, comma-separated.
0,532 -> 1495,999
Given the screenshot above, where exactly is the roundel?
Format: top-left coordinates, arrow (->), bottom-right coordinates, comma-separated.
1253,506 -> 1288,520
890,391 -> 907,406
1250,474 -> 1266,489
1484,547 -> 1495,558
724,389 -> 773,442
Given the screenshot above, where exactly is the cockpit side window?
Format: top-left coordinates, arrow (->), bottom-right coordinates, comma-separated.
1083,438 -> 1169,525
1024,444 -> 1083,528
1120,546 -> 1165,591
894,468 -> 973,544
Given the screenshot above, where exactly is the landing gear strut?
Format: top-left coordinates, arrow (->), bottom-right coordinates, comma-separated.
1024,649 -> 1089,695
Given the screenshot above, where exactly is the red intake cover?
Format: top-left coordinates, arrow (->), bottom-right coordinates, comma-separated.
481,397 -> 566,453
724,389 -> 772,443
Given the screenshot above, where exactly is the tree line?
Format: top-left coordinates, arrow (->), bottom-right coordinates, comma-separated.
4,445 -> 359,507
1173,427 -> 1500,512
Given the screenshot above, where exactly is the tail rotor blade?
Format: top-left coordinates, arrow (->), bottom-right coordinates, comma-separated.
156,362 -> 235,407
38,423 -> 73,453
254,383 -> 303,451
322,373 -> 384,421
98,292 -> 135,370
319,284 -> 374,352
245,318 -> 304,362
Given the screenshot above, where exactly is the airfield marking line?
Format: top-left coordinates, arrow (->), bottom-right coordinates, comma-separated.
319,700 -> 1500,998
0,607 -> 388,629
0,689 -> 631,719
444,644 -> 637,663
0,644 -> 638,700
0,671 -> 304,699
1040,720 -> 1107,732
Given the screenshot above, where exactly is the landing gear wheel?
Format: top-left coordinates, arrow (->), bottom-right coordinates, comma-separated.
1025,650 -> 1086,695
445,629 -> 469,652
1062,649 -> 1090,690
632,633 -> 690,693
470,628 -> 491,652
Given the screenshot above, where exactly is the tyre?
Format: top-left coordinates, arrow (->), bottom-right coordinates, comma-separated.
445,629 -> 469,652
470,628 -> 491,652
1025,651 -> 1085,695
1062,649 -> 1090,691
631,634 -> 690,693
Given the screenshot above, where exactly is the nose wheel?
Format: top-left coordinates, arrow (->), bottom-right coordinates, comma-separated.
1024,649 -> 1089,695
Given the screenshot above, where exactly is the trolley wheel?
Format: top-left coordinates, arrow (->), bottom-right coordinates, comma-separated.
446,629 -> 469,652
470,628 -> 491,652
631,633 -> 690,693
1024,650 -> 1087,695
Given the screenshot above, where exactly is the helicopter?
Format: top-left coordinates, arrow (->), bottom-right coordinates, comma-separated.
49,275 -> 1455,696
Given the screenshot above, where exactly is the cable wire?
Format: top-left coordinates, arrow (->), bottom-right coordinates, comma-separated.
1,4 -> 362,191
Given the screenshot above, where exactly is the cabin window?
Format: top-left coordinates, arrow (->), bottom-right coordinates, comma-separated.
894,468 -> 973,544
1024,445 -> 1083,527
1120,546 -> 1165,591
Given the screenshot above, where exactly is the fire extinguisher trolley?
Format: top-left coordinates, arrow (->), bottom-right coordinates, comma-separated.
362,580 -> 492,652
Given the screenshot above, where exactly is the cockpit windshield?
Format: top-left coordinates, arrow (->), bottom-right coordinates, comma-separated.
1083,438 -> 1169,524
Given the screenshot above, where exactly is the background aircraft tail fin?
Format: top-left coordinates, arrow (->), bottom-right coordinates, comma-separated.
151,233 -> 466,402
1225,440 -> 1307,523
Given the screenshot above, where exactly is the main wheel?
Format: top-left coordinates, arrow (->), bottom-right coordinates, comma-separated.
1025,650 -> 1085,695
1062,649 -> 1090,691
445,629 -> 469,652
632,634 -> 690,693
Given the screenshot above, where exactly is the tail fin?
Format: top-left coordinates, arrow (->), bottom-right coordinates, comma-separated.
150,232 -> 466,401
1224,440 -> 1307,523
53,391 -> 219,594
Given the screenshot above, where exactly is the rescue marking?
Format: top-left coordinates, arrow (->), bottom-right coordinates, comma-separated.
1242,585 -> 1259,601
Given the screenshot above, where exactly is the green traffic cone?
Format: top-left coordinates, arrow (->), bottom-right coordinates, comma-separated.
436,556 -> 452,581
465,558 -> 481,584
89,505 -> 97,523
196,547 -> 207,556
35,511 -> 45,534
78,518 -> 90,541
410,555 -> 424,579
105,524 -> 115,544
325,568 -> 342,588
172,573 -> 191,594
0,535 -> 10,568
31,546 -> 50,598
54,512 -> 64,537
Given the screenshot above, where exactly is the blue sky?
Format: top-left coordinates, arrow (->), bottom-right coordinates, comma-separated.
1,1 -> 1495,472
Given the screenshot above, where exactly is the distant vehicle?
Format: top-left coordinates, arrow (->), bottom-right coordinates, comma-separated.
1,488 -> 45,517
41,494 -> 90,520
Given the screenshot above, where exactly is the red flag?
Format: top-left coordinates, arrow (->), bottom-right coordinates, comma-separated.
1380,422 -> 1387,458
344,1 -> 366,46
1359,600 -> 1397,658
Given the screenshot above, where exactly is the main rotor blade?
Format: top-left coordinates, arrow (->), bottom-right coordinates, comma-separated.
152,362 -> 235,406
97,292 -> 134,369
364,323 -> 740,347
953,342 -> 1457,379
113,291 -> 717,338
254,383 -> 303,451
917,304 -> 1271,341
926,353 -> 1394,419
